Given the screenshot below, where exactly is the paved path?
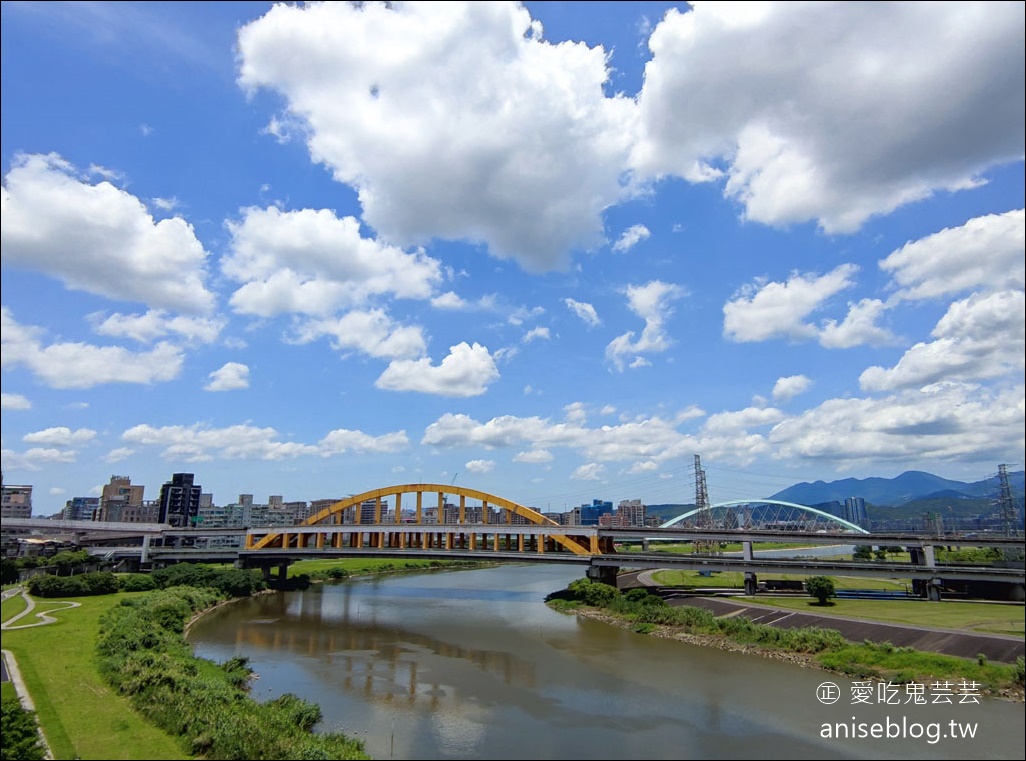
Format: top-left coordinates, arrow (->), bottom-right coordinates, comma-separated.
2,588 -> 64,759
623,570 -> 1025,664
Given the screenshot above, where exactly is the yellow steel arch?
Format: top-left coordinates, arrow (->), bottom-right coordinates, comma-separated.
249,483 -> 594,555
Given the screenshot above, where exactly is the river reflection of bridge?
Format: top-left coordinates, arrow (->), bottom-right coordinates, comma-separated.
226,589 -> 535,711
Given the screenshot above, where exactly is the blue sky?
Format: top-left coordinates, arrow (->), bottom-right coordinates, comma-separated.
2,1 -> 1023,516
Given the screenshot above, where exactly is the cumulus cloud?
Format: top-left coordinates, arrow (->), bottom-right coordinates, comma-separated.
879,209 -> 1025,301
723,264 -> 858,343
1,153 -> 215,313
122,423 -> 319,462
859,291 -> 1025,392
769,382 -> 1024,468
121,422 -> 408,461
772,375 -> 811,403
292,309 -> 427,360
1,393 -> 31,410
23,427 -> 97,446
89,310 -> 224,344
564,298 -> 601,327
104,447 -> 135,463
612,224 -> 651,253
606,280 -> 684,370
317,428 -> 409,455
223,206 -> 443,317
572,463 -> 605,481
237,1 -> 637,271
1,308 -> 184,389
513,449 -> 554,464
465,459 -> 496,474
205,362 -> 250,392
376,342 -> 500,397
431,291 -> 467,310
632,3 -> 1025,233
0,447 -> 79,471
818,298 -> 896,349
523,326 -> 550,343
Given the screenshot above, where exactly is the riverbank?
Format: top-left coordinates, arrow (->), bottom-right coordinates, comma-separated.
559,600 -> 1025,703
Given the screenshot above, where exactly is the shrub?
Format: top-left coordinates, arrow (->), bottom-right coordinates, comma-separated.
1,696 -> 46,760
805,575 -> 836,605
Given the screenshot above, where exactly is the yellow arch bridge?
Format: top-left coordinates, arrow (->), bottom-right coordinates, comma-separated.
246,483 -> 613,558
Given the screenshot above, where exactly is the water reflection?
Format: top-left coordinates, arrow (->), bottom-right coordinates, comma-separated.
188,565 -> 1025,761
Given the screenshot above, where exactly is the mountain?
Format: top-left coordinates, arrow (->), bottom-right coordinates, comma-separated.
769,470 -> 1024,507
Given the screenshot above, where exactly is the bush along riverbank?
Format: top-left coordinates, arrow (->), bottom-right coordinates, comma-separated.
546,579 -> 1026,701
96,582 -> 370,760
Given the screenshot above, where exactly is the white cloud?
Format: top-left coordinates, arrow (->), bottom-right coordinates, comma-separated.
571,463 -> 605,481
627,460 -> 659,474
612,224 -> 651,253
1,393 -> 31,410
632,3 -> 1025,232
818,298 -> 896,349
292,309 -> 427,361
205,362 -> 250,392
465,459 -> 496,474
223,206 -> 443,317
2,308 -> 184,389
523,326 -> 550,343
237,1 -> 638,271
89,310 -> 224,344
723,264 -> 858,343
564,298 -> 601,327
23,426 -> 97,446
376,342 -> 499,397
859,291 -> 1025,392
0,153 -> 215,313
49,487 -> 65,496
317,428 -> 409,455
431,291 -> 467,310
564,402 -> 588,424
606,280 -> 684,370
122,423 -> 321,462
0,447 -> 79,471
769,382 -> 1024,469
879,209 -> 1025,301
104,447 -> 135,463
513,449 -> 554,464
772,375 -> 811,403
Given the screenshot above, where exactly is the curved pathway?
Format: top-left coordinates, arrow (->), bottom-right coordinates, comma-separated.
2,587 -> 67,760
625,570 -> 1024,664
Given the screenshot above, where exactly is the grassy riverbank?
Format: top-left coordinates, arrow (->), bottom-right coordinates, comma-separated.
547,579 -> 1026,701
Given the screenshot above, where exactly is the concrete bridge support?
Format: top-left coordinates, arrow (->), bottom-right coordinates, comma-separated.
587,565 -> 618,587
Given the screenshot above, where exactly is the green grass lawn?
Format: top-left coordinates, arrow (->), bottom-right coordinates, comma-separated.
650,568 -> 910,591
2,591 -> 29,621
744,596 -> 1026,637
286,556 -> 482,577
1,592 -> 190,760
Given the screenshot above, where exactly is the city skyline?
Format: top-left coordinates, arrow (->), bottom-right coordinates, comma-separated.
2,2 -> 1024,516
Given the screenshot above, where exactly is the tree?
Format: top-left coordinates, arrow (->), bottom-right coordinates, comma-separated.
805,575 -> 836,605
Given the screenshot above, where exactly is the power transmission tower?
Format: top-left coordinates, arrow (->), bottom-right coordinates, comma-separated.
995,463 -> 1020,538
693,454 -> 716,554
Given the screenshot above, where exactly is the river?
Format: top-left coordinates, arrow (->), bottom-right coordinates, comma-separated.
186,564 -> 1024,760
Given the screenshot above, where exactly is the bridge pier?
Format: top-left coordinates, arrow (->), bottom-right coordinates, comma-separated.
587,565 -> 618,587
743,571 -> 758,596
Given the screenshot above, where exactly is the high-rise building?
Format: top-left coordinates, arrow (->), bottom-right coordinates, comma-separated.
1,483 -> 33,519
100,475 -> 144,522
63,496 -> 99,521
158,473 -> 203,527
617,499 -> 647,527
844,497 -> 869,529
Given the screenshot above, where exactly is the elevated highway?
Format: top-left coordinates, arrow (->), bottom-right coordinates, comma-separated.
9,483 -> 1024,600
